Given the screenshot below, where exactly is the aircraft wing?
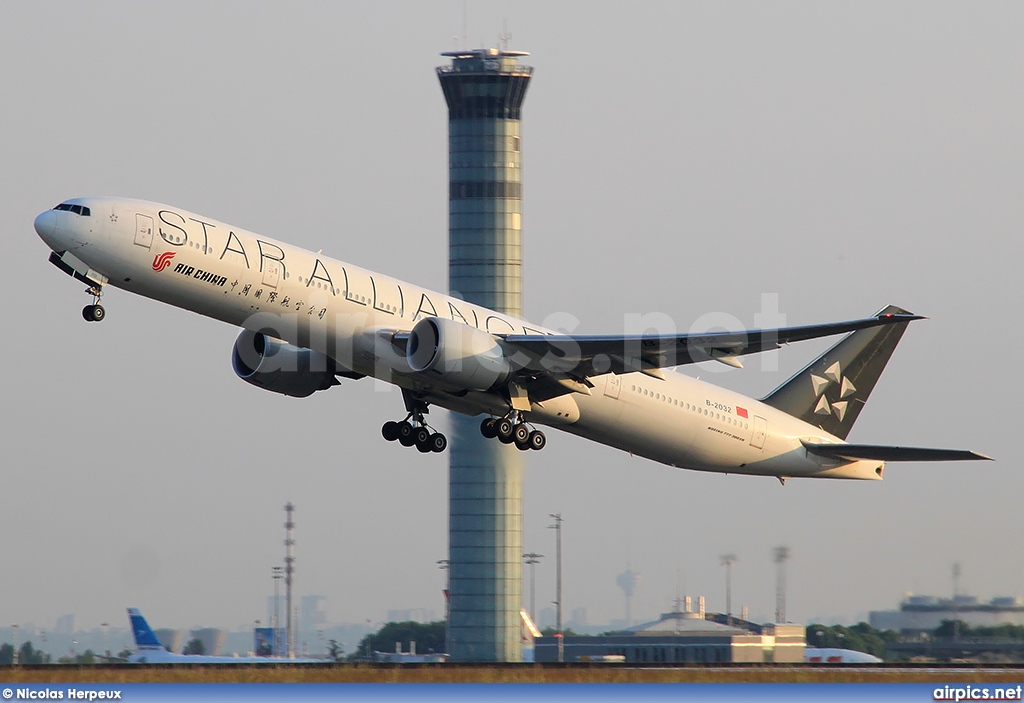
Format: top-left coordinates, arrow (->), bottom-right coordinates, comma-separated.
802,441 -> 992,462
497,311 -> 923,379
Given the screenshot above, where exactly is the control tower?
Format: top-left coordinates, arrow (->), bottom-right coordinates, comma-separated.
437,47 -> 532,662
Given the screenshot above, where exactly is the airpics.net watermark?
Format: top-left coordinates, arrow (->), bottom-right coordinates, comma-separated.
933,685 -> 1024,701
233,292 -> 790,394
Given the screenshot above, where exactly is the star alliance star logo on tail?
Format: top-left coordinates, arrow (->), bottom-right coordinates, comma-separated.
810,361 -> 856,421
152,251 -> 176,272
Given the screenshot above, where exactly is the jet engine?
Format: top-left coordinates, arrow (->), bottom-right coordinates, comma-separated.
407,317 -> 511,391
231,329 -> 338,398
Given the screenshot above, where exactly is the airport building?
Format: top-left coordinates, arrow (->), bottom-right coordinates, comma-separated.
534,599 -> 806,664
870,595 -> 1024,633
189,627 -> 227,656
153,628 -> 186,654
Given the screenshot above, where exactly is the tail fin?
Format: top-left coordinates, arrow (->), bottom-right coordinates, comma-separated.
127,608 -> 165,650
762,305 -> 915,439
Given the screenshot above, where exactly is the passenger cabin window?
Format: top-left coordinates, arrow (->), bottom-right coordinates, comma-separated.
53,203 -> 91,216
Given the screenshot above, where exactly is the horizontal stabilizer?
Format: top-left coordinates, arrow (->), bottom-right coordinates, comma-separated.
802,441 -> 992,462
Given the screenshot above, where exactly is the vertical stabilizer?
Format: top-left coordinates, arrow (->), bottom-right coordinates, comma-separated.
761,305 -> 914,439
127,608 -> 165,650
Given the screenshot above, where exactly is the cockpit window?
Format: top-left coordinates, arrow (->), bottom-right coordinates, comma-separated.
53,203 -> 91,216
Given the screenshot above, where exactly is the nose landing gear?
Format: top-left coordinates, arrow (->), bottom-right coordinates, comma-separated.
480,413 -> 546,451
82,285 -> 105,322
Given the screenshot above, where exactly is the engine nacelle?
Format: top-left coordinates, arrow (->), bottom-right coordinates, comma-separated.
231,329 -> 338,398
407,317 -> 511,391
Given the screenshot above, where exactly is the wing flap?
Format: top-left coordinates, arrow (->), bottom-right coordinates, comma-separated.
802,441 -> 992,462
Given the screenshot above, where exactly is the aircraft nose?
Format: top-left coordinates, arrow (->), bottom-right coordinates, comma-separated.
34,209 -> 57,245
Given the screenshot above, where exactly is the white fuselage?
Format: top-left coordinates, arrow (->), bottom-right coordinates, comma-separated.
36,197 -> 884,480
128,646 -> 319,664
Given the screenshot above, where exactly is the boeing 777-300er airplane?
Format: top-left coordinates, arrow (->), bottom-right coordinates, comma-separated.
35,198 -> 989,481
124,608 -> 319,663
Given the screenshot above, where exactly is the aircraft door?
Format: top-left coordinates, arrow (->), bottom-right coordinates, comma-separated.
134,214 -> 154,248
604,374 -> 621,399
751,416 -> 767,449
262,259 -> 281,288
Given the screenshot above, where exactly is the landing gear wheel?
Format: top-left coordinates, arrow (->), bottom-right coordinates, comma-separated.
512,423 -> 530,444
413,427 -> 431,446
528,430 -> 547,451
82,304 -> 105,322
382,421 -> 400,442
397,421 -> 416,447
496,418 -> 515,443
515,438 -> 530,451
429,433 -> 448,453
480,418 -> 498,439
416,438 -> 433,453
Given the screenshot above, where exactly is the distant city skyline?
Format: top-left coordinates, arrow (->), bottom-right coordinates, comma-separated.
7,578 -> 1019,661
7,563 -> 1014,645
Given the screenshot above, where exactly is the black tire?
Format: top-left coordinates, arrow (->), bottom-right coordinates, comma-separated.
82,305 -> 95,322
413,427 -> 431,446
480,418 -> 498,439
515,439 -> 530,451
382,421 -> 400,442
528,430 -> 547,451
430,433 -> 448,453
416,439 -> 432,453
512,423 -> 530,444
91,304 -> 105,322
398,421 -> 416,446
496,418 -> 514,439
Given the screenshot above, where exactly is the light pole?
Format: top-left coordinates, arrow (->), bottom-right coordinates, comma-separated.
272,565 -> 284,656
437,559 -> 450,654
720,554 -> 737,625
952,562 -> 962,641
523,553 -> 544,620
11,624 -> 19,665
773,546 -> 790,624
548,513 -> 563,663
101,622 -> 109,658
364,619 -> 372,660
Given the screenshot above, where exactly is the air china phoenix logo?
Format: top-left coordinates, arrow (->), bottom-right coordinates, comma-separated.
152,251 -> 176,272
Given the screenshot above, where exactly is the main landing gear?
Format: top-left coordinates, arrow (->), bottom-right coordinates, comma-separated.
480,413 -> 546,451
382,391 -> 447,453
82,285 -> 105,322
382,417 -> 447,453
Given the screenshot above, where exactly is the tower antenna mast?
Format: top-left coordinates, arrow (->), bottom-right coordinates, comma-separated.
284,502 -> 295,657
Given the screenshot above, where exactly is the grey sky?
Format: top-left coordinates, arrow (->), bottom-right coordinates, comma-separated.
2,1 -> 1020,635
